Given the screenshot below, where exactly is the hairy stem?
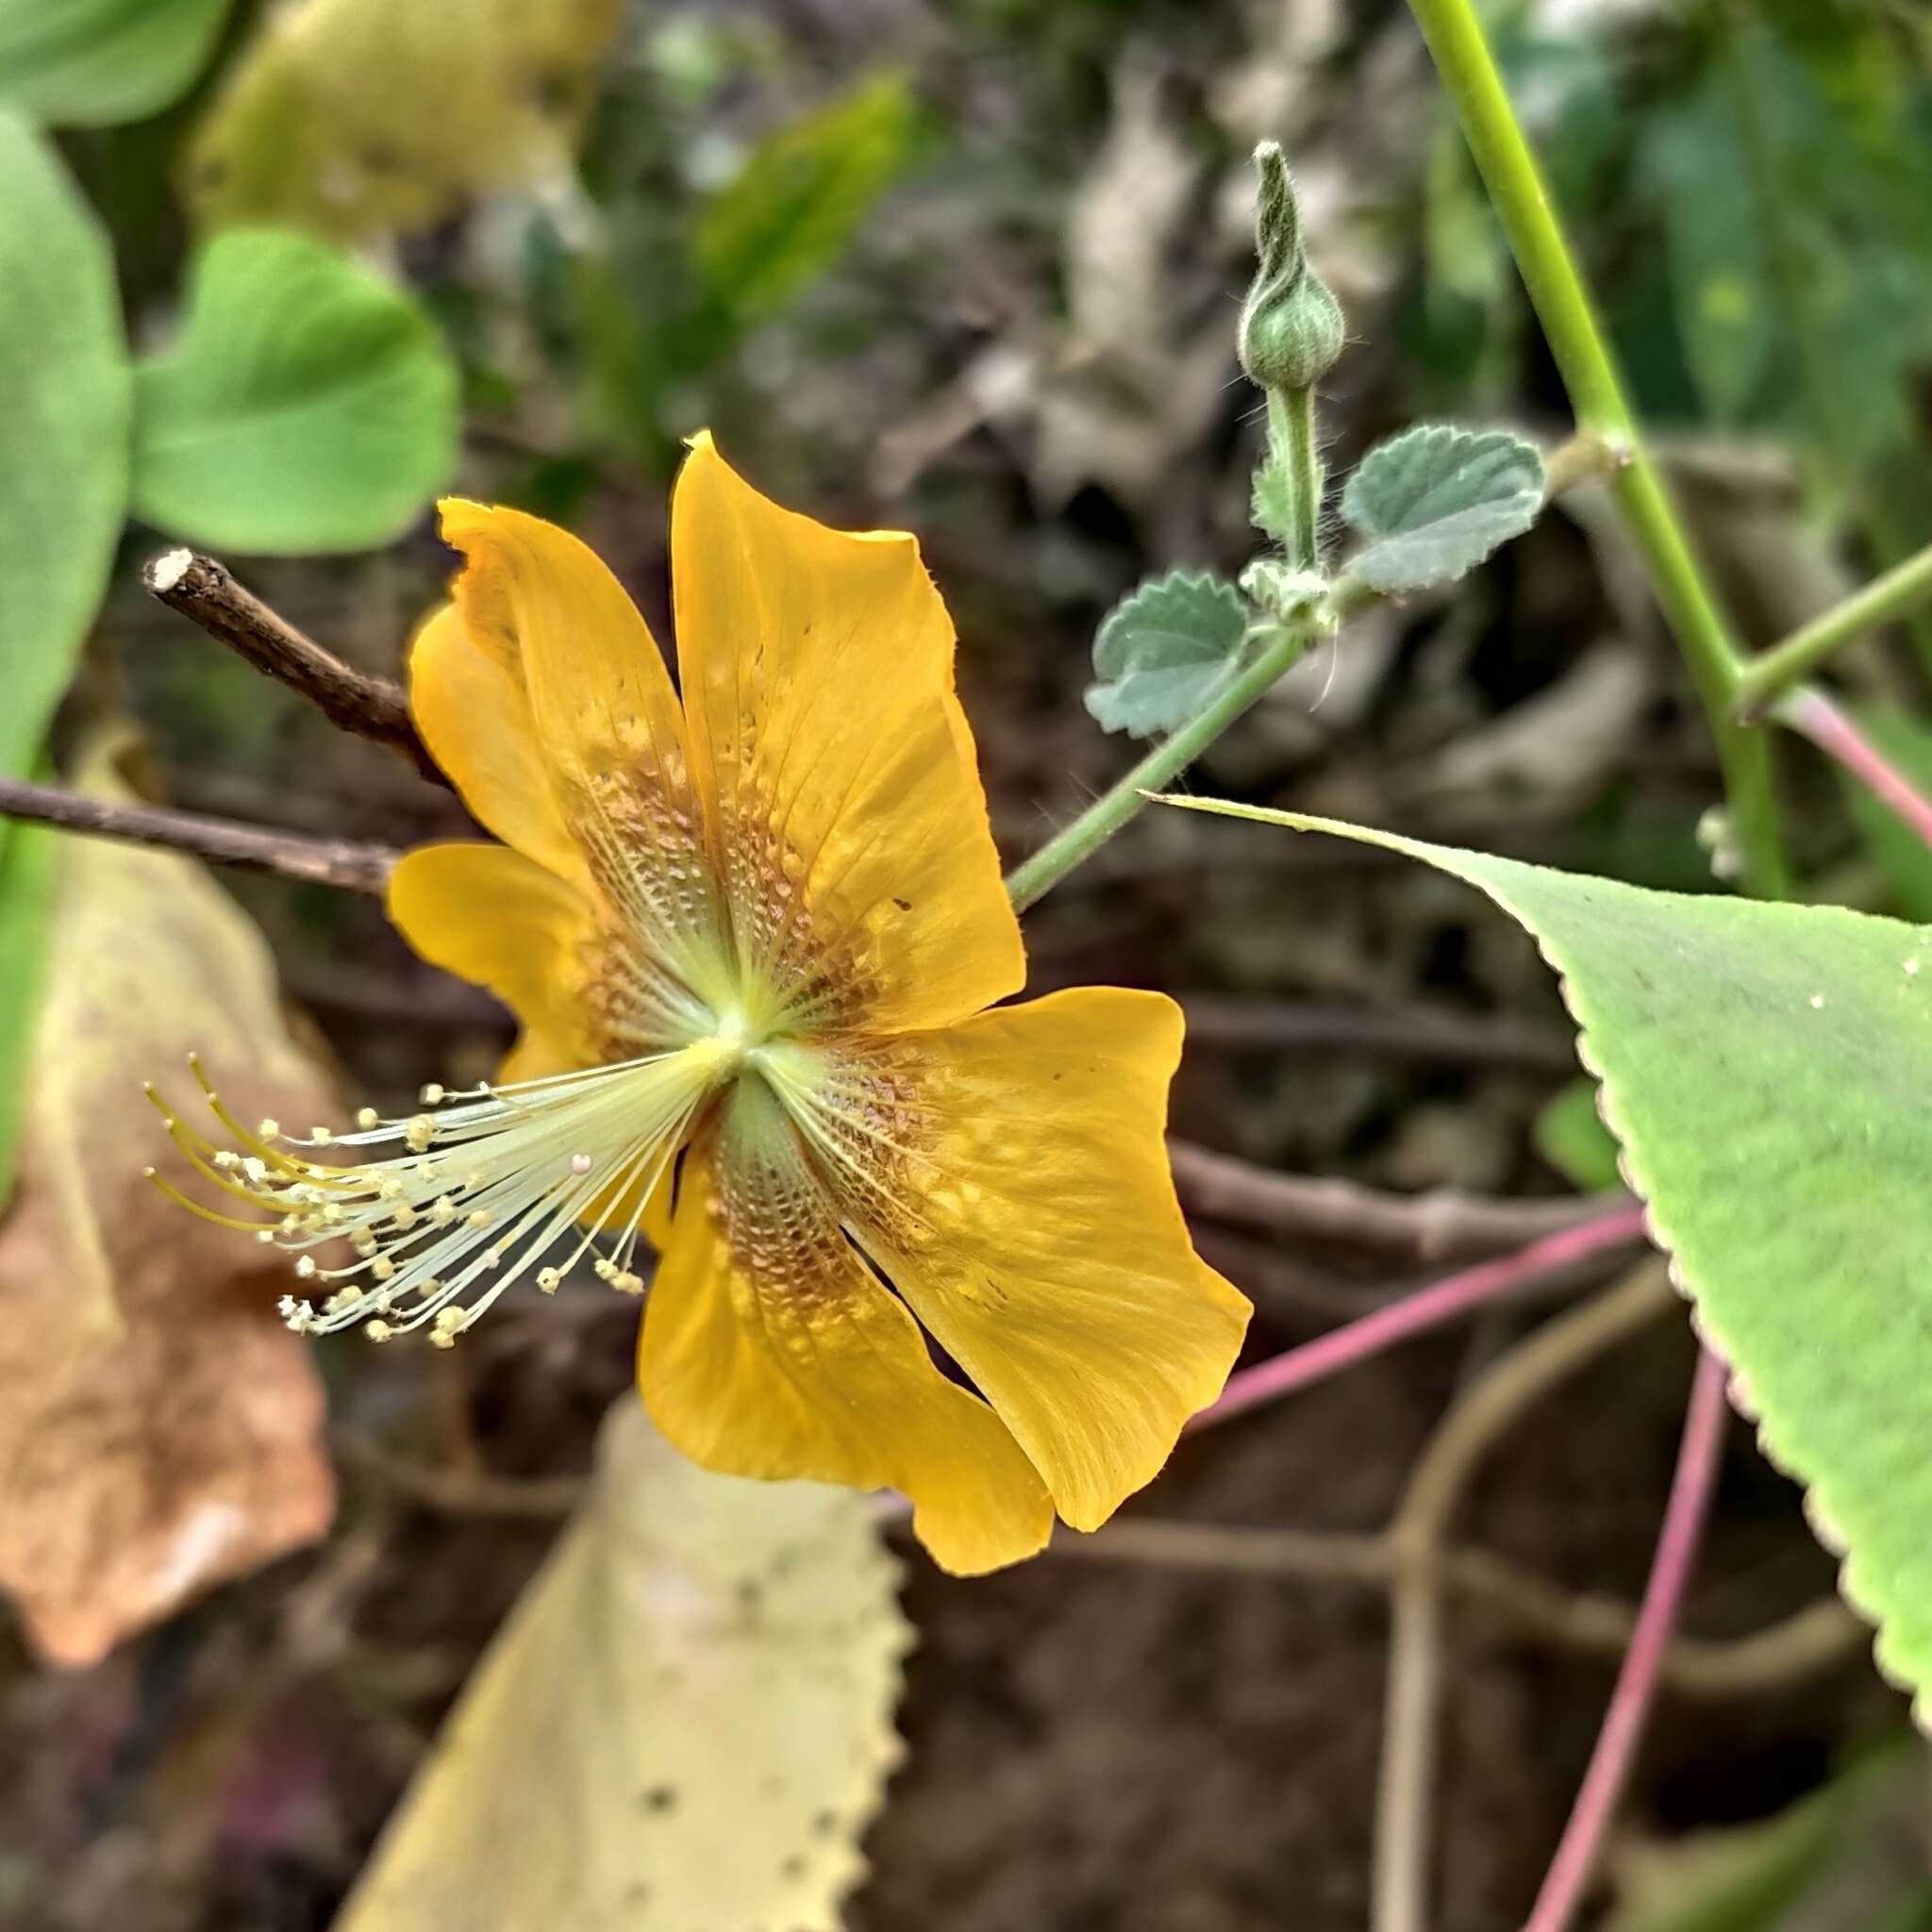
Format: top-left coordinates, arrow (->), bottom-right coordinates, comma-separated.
0,776 -> 399,894
1003,619 -> 1314,911
1736,540 -> 1932,714
1270,386 -> 1324,570
1404,0 -> 1788,898
1523,1347 -> 1730,1932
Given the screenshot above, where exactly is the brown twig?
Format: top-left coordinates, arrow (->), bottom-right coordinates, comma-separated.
335,1428 -> 588,1520
1177,995 -> 1577,1075
1058,1520 -> 1861,1699
143,548 -> 446,788
1170,1139 -> 1625,1259
0,775 -> 399,894
1374,1262 -> 1674,1932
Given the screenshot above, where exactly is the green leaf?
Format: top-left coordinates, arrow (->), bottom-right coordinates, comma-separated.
0,113 -> 131,786
0,824 -> 57,1208
130,229 -> 458,554
1157,794 -> 1932,1709
1603,1739 -> 1924,1932
1533,1077 -> 1624,1193
1839,705 -> 1932,924
334,1401 -> 911,1932
1340,425 -> 1545,592
1251,445 -> 1294,542
695,73 -> 916,326
0,0 -> 231,126
1648,87 -> 1778,424
1084,570 -> 1251,740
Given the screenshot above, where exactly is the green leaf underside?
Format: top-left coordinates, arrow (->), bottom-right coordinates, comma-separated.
1158,795 -> 1932,1711
130,229 -> 458,553
1085,569 -> 1249,739
1252,445 -> 1294,541
695,72 -> 915,325
0,0 -> 231,125
333,1402 -> 910,1932
1340,423 -> 1545,592
0,114 -> 131,785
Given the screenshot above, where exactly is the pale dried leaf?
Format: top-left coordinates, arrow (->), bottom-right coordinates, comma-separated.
335,1400 -> 912,1932
0,742 -> 337,1665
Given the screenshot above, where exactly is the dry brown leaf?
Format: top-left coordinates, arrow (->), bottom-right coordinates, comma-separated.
0,743 -> 338,1666
334,1400 -> 912,1932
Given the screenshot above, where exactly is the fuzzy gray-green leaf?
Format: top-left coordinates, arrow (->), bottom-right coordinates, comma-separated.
1341,424 -> 1544,592
1085,570 -> 1250,740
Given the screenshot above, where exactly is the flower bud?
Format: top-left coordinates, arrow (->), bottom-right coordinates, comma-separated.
1237,142 -> 1343,394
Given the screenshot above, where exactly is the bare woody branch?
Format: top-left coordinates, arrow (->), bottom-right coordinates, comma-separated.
0,776 -> 399,895
142,548 -> 446,788
1169,1138 -> 1627,1260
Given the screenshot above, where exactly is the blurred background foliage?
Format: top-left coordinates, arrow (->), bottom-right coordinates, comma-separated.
7,0 -> 1932,1927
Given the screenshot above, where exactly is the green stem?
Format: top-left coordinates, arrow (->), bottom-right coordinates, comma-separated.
1406,0 -> 1790,899
1004,623 -> 1314,912
1735,541 -> 1932,714
1271,387 -> 1323,570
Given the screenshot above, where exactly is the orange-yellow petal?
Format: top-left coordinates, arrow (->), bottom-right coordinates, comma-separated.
669,432 -> 1024,1036
407,603 -> 580,883
637,1085 -> 1052,1574
388,842 -> 595,1073
848,987 -> 1251,1533
436,500 -> 731,1016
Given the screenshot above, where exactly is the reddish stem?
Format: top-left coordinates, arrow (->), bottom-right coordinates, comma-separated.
1775,687 -> 1932,848
1520,1346 -> 1730,1932
1189,1206 -> 1651,1434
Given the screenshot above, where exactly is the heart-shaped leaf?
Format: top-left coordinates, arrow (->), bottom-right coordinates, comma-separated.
1158,793 -> 1932,1713
0,0 -> 232,126
1085,569 -> 1251,740
131,229 -> 458,554
1341,424 -> 1545,592
335,1401 -> 911,1932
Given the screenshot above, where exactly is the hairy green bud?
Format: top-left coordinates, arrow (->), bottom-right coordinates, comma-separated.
1237,142 -> 1343,394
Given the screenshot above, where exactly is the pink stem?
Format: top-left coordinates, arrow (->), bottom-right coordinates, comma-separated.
1776,687 -> 1932,848
1189,1206 -> 1650,1434
1520,1346 -> 1730,1932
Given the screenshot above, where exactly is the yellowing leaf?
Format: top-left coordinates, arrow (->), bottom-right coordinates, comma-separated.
335,1400 -> 912,1932
0,741 -> 337,1666
184,0 -> 622,242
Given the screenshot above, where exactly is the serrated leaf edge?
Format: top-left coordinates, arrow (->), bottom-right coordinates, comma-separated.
1152,796 -> 1908,1721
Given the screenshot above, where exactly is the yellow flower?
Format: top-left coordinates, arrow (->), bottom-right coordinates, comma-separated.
158,435 -> 1250,1573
